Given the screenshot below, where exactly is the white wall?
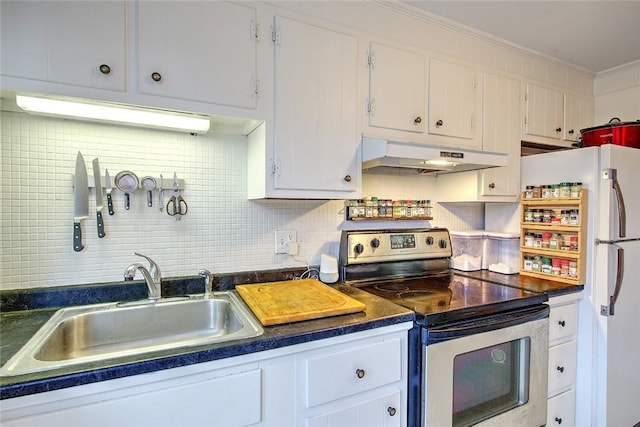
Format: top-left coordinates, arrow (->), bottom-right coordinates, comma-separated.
594,60 -> 640,123
0,111 -> 483,290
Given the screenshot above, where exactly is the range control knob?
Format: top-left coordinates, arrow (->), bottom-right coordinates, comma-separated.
425,236 -> 435,246
354,243 -> 365,255
438,239 -> 448,249
370,238 -> 380,249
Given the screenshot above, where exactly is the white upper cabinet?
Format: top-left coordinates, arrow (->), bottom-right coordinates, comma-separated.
367,42 -> 427,133
480,72 -> 522,198
0,1 -> 125,91
524,82 -> 564,141
137,1 -> 258,109
267,15 -> 359,198
563,93 -> 594,143
428,57 -> 480,147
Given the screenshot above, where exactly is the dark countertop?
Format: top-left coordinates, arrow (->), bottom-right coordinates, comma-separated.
0,280 -> 414,400
453,270 -> 584,296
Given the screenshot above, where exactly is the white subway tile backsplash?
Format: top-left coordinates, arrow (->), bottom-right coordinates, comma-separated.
0,111 -> 483,290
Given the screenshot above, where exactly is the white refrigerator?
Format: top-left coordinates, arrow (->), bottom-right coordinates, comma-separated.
517,144 -> 640,427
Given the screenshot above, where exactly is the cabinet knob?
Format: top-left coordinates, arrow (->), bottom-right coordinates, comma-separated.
344,175 -> 352,182
435,119 -> 443,127
558,320 -> 566,327
387,407 -> 397,416
488,183 -> 495,189
414,116 -> 422,124
99,64 -> 111,75
555,416 -> 563,424
556,127 -> 562,133
569,129 -> 575,135
557,366 -> 565,373
355,368 -> 366,379
151,72 -> 163,82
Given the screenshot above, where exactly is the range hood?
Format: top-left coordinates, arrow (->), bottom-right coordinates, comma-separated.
362,137 -> 508,176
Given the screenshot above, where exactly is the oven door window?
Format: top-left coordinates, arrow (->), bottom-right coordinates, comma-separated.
452,338 -> 530,427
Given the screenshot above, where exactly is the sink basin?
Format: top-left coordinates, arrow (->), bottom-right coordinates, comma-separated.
0,292 -> 263,376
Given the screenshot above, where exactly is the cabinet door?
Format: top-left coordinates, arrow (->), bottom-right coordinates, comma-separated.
306,391 -> 401,427
368,42 -> 426,133
0,1 -> 125,91
563,93 -> 594,142
547,389 -> 576,427
480,72 -> 521,197
273,16 -> 358,194
2,368 -> 262,427
428,58 -> 477,140
137,1 -> 257,109
525,83 -> 564,140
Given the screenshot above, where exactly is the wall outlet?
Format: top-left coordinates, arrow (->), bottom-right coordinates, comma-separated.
275,230 -> 297,254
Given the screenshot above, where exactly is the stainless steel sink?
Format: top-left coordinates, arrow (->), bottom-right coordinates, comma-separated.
0,292 -> 263,376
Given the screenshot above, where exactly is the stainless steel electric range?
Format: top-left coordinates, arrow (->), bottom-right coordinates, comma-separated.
339,228 -> 550,427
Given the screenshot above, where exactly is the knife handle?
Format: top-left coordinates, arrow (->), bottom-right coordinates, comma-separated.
107,193 -> 114,216
73,222 -> 84,252
97,211 -> 105,238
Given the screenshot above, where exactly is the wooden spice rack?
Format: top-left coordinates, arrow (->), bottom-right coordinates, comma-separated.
519,189 -> 588,284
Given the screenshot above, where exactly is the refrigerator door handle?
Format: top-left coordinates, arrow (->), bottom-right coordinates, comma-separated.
601,246 -> 624,317
603,168 -> 626,238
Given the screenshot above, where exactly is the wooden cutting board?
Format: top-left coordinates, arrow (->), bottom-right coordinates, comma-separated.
236,279 -> 366,326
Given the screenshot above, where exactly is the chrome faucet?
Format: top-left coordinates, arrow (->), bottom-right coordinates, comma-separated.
199,269 -> 214,299
124,253 -> 162,302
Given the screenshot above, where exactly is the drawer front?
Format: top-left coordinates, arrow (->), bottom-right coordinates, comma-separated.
306,391 -> 401,427
305,338 -> 402,408
548,340 -> 577,396
547,389 -> 576,427
549,303 -> 578,343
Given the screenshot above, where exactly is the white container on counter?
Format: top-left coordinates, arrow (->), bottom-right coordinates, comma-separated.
484,231 -> 520,274
450,230 -> 484,271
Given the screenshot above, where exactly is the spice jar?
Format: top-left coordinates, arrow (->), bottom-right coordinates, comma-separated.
569,260 -> 578,277
532,256 -> 542,272
561,210 -> 571,225
550,233 -> 560,250
552,258 -> 561,275
533,233 -> 543,248
524,233 -> 534,247
371,197 -> 379,217
570,209 -> 579,225
543,209 -> 552,223
532,185 -> 542,199
542,185 -> 552,198
551,184 -> 560,198
533,209 -> 543,223
524,209 -> 533,222
523,256 -> 533,271
570,235 -> 579,251
560,182 -> 572,198
561,259 -> 570,276
525,186 -> 534,198
541,232 -> 551,249
541,257 -> 552,274
570,182 -> 582,198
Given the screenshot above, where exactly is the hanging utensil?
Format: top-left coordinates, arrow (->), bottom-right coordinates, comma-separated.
166,172 -> 188,219
141,176 -> 157,207
104,168 -> 115,216
158,174 -> 164,212
73,151 -> 89,252
114,171 -> 139,210
92,158 -> 106,238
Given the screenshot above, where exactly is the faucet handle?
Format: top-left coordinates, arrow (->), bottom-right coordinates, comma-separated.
134,253 -> 161,278
199,269 -> 214,298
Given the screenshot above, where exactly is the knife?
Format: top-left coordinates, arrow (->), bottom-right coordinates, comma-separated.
73,151 -> 89,252
92,158 -> 106,238
105,168 -> 114,216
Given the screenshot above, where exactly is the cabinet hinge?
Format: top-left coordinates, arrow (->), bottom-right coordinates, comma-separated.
367,50 -> 375,69
524,116 -> 528,125
524,92 -> 528,102
472,79 -> 476,90
272,26 -> 280,44
252,78 -> 260,96
366,99 -> 374,115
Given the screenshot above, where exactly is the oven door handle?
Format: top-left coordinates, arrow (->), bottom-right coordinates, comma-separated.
425,305 -> 550,345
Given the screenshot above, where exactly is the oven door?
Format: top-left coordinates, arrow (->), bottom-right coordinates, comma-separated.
423,305 -> 549,427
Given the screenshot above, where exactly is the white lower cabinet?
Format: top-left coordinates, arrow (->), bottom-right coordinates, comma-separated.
0,323 -> 411,427
546,292 -> 582,427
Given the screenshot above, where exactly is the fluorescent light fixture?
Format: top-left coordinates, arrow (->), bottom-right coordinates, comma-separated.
422,159 -> 457,168
16,94 -> 210,133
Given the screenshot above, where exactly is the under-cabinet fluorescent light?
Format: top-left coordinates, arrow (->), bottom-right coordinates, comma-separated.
16,94 -> 210,133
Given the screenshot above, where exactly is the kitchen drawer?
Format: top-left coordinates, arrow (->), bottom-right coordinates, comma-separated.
549,303 -> 578,344
306,391 -> 401,427
304,338 -> 402,408
548,340 -> 577,397
547,388 -> 576,427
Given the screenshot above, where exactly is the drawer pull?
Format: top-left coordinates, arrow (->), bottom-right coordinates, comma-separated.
556,366 -> 565,373
151,72 -> 162,82
555,416 -> 563,424
387,407 -> 397,416
558,320 -> 566,327
355,369 -> 366,379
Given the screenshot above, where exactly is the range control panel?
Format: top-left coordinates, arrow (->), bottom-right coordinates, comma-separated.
339,228 -> 452,265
